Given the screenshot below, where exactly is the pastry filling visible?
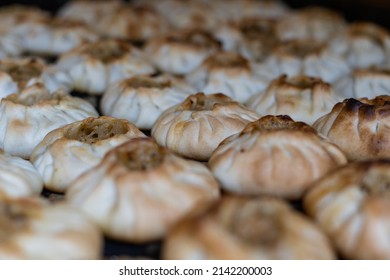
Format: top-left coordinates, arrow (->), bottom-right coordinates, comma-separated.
125,75 -> 171,89
65,119 -> 130,144
86,41 -> 130,63
180,93 -> 231,111
117,139 -> 165,171
0,61 -> 42,88
229,203 -> 282,246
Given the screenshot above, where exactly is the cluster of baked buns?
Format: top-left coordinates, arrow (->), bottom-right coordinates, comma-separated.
1,0 -> 390,260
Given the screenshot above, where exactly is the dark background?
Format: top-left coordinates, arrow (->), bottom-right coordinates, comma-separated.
1,0 -> 390,29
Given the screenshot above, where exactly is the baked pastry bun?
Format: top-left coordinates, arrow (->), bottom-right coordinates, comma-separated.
215,18 -> 279,62
57,0 -> 122,28
276,6 -> 346,43
17,18 -> 99,56
66,137 -> 220,243
134,0 -> 221,31
248,75 -> 341,124
209,115 -> 347,199
304,161 -> 390,259
0,150 -> 43,198
152,92 -> 260,161
257,40 -> 350,84
186,51 -> 269,103
57,39 -> 155,95
30,116 -> 145,193
313,96 -> 390,161
144,29 -> 221,75
0,84 -> 98,159
163,195 -> 335,260
101,74 -> 195,130
334,67 -> 390,99
94,4 -> 169,42
329,22 -> 390,69
0,194 -> 103,259
0,57 -> 72,99
0,5 -> 50,33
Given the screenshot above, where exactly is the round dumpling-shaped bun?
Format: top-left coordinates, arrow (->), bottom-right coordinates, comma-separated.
152,92 -> 260,161
0,4 -> 50,33
0,194 -> 103,259
0,84 -> 98,159
209,115 -> 347,199
0,150 -> 43,198
329,22 -> 390,69
57,0 -> 122,28
56,39 -> 155,95
248,75 -> 341,124
66,137 -> 220,243
304,161 -> 390,259
276,6 -> 346,43
30,116 -> 145,193
214,17 -> 279,62
144,29 -> 221,75
16,18 -> 99,56
101,74 -> 195,130
134,0 -> 221,31
257,40 -> 350,84
163,195 -> 335,260
0,57 -> 72,99
186,51 -> 269,103
334,67 -> 390,99
313,96 -> 390,161
94,4 -> 169,42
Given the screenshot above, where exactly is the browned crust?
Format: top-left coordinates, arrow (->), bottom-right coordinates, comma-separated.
203,52 -> 250,70
123,75 -> 172,89
177,92 -> 233,111
241,115 -> 316,135
109,137 -> 167,171
81,39 -> 132,63
63,117 -> 131,144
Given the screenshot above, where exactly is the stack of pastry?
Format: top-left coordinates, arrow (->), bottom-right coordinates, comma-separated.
0,0 -> 390,260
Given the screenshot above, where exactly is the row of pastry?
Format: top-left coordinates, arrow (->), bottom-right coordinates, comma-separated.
0,0 -> 390,260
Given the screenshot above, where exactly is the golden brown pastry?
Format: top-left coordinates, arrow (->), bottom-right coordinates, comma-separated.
30,116 -> 145,193
152,92 -> 260,161
209,115 -> 347,199
186,51 -> 269,103
0,84 -> 98,159
248,75 -> 341,124
0,194 -> 103,259
0,57 -> 72,99
304,161 -> 390,259
313,96 -> 390,161
101,74 -> 195,130
144,29 -> 221,75
56,39 -> 155,95
163,195 -> 335,260
66,137 -> 220,243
